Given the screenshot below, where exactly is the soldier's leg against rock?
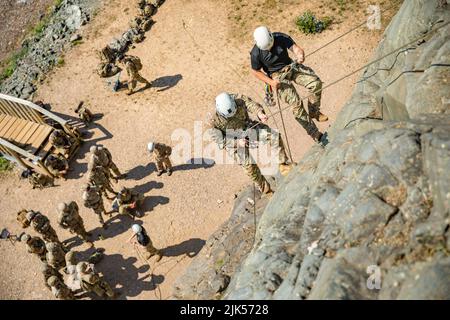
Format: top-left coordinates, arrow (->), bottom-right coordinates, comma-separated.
292,67 -> 328,122
278,82 -> 322,141
239,150 -> 271,194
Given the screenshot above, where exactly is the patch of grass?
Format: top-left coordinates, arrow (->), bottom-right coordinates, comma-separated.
0,157 -> 13,172
0,47 -> 28,82
57,56 -> 65,67
296,11 -> 333,35
72,40 -> 84,46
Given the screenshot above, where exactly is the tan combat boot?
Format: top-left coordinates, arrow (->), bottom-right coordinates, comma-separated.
310,111 -> 328,122
279,163 -> 293,176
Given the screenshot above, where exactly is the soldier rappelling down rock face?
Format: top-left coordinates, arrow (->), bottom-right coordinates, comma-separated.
112,187 -> 144,218
17,209 -> 61,243
207,93 -> 293,195
128,224 -> 163,262
250,26 -> 328,142
118,54 -> 151,96
147,142 -> 173,176
20,233 -> 47,262
87,162 -> 117,200
82,184 -> 108,229
89,145 -> 125,180
57,202 -> 91,244
76,262 -> 116,299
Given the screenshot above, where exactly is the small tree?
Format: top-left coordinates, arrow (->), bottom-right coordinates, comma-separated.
296,11 -> 333,34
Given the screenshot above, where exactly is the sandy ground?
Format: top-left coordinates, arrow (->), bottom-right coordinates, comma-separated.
0,0 -> 398,299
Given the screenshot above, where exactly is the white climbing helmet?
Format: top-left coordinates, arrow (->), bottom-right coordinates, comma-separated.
215,93 -> 237,118
131,224 -> 142,234
253,26 -> 274,51
147,142 -> 155,152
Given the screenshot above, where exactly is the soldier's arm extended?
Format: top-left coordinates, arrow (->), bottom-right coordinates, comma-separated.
239,94 -> 265,118
205,116 -> 226,149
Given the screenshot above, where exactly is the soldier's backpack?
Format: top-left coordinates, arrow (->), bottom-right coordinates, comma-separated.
127,55 -> 143,71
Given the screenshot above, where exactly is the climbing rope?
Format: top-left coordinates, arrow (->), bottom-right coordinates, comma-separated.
133,243 -> 162,300
245,20 -> 449,132
275,90 -> 294,163
306,0 -> 403,58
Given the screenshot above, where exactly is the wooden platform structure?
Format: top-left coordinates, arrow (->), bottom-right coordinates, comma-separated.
0,93 -> 80,177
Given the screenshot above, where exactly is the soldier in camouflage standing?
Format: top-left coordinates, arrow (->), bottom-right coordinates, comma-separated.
44,154 -> 69,179
48,129 -> 77,158
17,209 -> 61,243
207,92 -> 292,194
46,242 -> 67,270
87,161 -> 117,200
74,102 -> 94,124
147,142 -> 173,176
57,202 -> 91,243
20,233 -> 47,262
82,184 -> 108,228
112,187 -> 144,218
76,262 -> 116,299
47,276 -> 75,300
41,261 -> 63,291
118,54 -> 151,95
89,145 -> 125,180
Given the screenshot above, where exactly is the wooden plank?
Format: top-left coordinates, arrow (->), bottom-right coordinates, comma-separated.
30,125 -> 52,149
8,119 -> 29,141
5,119 -> 28,140
0,114 -> 9,127
19,123 -> 40,145
0,117 -> 18,137
15,122 -> 35,143
0,138 -> 41,162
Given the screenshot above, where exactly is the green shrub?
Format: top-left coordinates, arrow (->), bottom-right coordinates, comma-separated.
0,156 -> 13,172
296,11 -> 333,34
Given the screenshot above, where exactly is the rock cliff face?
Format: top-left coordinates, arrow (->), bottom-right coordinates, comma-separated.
174,0 -> 450,300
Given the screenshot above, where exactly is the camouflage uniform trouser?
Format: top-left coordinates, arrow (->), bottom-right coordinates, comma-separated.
127,68 -> 149,92
41,227 -> 60,243
143,240 -> 161,259
272,64 -> 322,137
90,201 -> 106,225
226,123 -> 289,193
155,156 -> 172,172
71,221 -> 89,241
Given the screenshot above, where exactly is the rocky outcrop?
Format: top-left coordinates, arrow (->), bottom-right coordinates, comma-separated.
173,186 -> 270,299
0,0 -> 100,99
175,0 -> 450,300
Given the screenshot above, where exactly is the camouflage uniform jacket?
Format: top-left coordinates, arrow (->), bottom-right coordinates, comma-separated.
29,212 -> 52,234
83,187 -> 103,208
152,143 -> 172,161
57,202 -> 82,230
206,94 -> 264,149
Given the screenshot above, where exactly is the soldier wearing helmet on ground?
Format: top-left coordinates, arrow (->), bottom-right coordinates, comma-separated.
40,261 -> 63,291
17,209 -> 61,243
147,141 -> 173,176
89,145 -> 125,180
76,262 -> 116,299
47,276 -> 75,300
128,224 -> 163,262
82,184 -> 108,229
46,242 -> 67,270
56,201 -> 91,243
250,26 -> 328,142
21,233 -> 47,262
112,187 -> 144,218
87,161 -> 118,200
206,92 -> 292,195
